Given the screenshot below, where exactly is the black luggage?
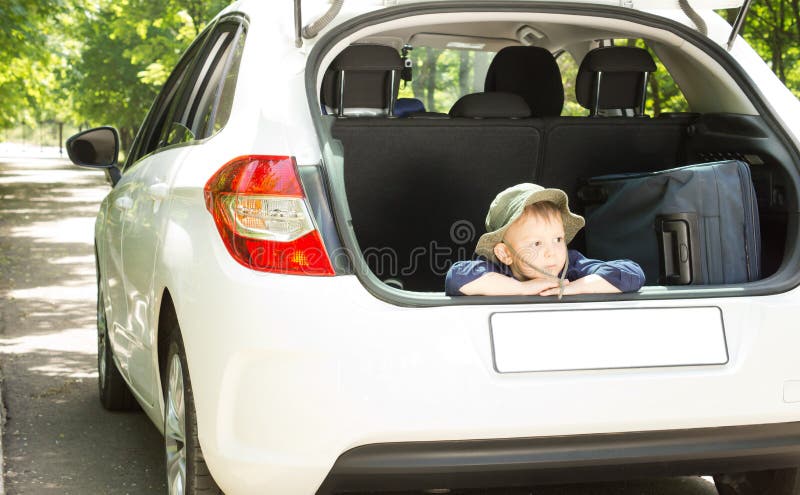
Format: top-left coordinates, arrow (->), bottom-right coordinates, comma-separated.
580,160 -> 761,285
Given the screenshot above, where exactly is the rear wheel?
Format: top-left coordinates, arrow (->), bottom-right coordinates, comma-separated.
714,468 -> 800,495
97,287 -> 138,410
164,331 -> 222,495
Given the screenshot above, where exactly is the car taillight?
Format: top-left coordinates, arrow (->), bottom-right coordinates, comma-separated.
204,155 -> 335,276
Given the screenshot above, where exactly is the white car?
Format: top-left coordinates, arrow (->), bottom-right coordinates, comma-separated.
67,0 -> 800,494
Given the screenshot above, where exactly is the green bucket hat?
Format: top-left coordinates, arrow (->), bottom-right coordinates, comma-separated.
475,183 -> 585,264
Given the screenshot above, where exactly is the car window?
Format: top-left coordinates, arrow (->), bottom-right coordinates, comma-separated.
193,27 -> 245,138
158,21 -> 245,149
203,28 -> 245,137
397,47 -> 495,113
125,33 -> 208,168
555,51 -> 584,116
557,40 -> 690,116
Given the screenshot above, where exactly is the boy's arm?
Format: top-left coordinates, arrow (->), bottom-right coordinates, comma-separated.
445,260 -> 563,296
460,272 -> 563,296
540,251 -> 645,296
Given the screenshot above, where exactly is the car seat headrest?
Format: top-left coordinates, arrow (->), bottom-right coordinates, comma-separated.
449,92 -> 532,119
484,46 -> 564,117
575,46 -> 657,116
321,44 -> 403,116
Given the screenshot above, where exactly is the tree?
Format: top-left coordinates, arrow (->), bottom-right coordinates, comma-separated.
70,6 -> 159,152
735,1 -> 800,95
65,0 -> 230,151
0,0 -> 231,151
0,0 -> 68,128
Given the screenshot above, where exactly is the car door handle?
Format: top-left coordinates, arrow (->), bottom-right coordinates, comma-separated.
114,196 -> 133,210
148,182 -> 169,200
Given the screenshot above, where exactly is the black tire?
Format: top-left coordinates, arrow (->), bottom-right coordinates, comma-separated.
97,287 -> 138,411
714,468 -> 800,495
164,330 -> 223,495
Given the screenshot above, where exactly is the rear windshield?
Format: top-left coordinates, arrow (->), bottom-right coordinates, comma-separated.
397,47 -> 496,113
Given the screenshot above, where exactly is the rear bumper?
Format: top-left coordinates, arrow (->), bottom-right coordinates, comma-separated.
317,422 -> 800,493
176,270 -> 800,493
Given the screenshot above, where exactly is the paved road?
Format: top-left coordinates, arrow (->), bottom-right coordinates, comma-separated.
0,155 -> 719,495
0,156 -> 166,494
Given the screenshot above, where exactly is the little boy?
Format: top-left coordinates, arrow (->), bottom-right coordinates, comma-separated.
445,183 -> 645,296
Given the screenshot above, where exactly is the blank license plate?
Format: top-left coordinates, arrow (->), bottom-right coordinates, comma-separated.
491,307 -> 728,373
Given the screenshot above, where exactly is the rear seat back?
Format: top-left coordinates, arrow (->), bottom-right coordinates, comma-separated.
334,94 -> 542,291
539,116 -> 692,201
539,46 -> 688,206
538,46 -> 691,250
327,45 -> 695,290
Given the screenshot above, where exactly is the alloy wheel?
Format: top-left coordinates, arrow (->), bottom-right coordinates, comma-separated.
165,354 -> 187,495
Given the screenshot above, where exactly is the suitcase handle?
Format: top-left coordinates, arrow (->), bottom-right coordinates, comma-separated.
656,213 -> 702,285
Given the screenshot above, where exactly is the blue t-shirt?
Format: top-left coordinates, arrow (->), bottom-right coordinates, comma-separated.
445,250 -> 645,296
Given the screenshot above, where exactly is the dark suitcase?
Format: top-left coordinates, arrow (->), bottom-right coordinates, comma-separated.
580,160 -> 761,285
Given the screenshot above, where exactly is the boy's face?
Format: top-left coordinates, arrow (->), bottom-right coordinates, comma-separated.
494,210 -> 567,281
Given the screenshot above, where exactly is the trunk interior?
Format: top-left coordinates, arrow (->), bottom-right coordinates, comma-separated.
314,8 -> 798,295
332,112 -> 792,292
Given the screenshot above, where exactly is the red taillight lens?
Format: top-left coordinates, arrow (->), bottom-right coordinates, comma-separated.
204,155 -> 335,276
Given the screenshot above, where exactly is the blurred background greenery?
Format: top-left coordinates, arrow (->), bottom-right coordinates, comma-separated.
1,0 -> 798,154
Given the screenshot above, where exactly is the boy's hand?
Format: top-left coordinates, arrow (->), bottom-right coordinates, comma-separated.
521,277 -> 568,296
539,274 -> 620,296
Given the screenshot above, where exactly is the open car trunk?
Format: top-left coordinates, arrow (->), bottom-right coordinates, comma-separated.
308,3 -> 800,299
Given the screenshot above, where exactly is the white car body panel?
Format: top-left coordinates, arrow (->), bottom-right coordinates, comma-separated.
119,146 -> 192,407
101,174 -> 135,381
86,1 -> 800,493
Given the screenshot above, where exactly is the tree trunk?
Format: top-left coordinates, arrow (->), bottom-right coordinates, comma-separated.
425,50 -> 439,111
184,0 -> 209,36
648,74 -> 661,117
793,0 -> 800,42
777,0 -> 786,82
119,127 -> 135,157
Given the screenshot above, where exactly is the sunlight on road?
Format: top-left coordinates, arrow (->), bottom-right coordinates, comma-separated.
0,155 -> 106,381
9,217 -> 96,246
0,170 -> 93,185
0,328 -> 95,354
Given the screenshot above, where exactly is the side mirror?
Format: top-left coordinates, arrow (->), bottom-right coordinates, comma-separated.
66,126 -> 121,185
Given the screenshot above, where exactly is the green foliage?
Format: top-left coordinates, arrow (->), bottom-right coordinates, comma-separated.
721,2 -> 800,98
0,0 -> 230,151
67,0 -> 230,150
0,0 -> 69,127
624,39 -> 690,116
556,52 -> 585,116
399,47 -> 493,113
